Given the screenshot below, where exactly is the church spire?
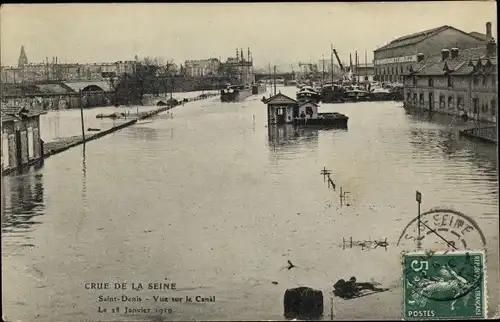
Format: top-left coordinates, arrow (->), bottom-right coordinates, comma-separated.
18,46 -> 28,67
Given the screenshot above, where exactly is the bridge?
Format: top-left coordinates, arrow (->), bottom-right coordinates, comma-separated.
254,72 -> 295,82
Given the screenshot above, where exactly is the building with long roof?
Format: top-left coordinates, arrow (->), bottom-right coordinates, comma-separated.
403,39 -> 497,123
374,22 -> 493,83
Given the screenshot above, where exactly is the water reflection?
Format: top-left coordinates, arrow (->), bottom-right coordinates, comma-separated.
1,171 -> 44,235
267,125 -> 319,150
125,125 -> 159,141
408,127 -> 498,177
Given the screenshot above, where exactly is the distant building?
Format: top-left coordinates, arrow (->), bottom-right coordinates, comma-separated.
184,58 -> 221,77
403,40 -> 497,123
317,59 -> 342,78
374,22 -> 493,83
1,46 -> 137,83
352,63 -> 375,83
1,107 -> 46,173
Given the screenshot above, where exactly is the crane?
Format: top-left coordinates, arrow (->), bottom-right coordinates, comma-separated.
332,48 -> 344,72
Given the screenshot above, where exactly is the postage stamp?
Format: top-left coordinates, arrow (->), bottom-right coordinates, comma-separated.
403,250 -> 486,320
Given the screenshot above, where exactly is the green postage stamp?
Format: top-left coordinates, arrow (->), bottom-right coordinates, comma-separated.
403,250 -> 486,320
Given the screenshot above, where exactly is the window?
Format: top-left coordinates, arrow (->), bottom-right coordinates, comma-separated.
482,75 -> 487,86
419,93 -> 424,106
448,96 -> 454,110
457,96 -> 464,111
491,100 -> 497,116
412,76 -> 417,86
481,102 -> 488,113
428,78 -> 434,87
492,75 -> 496,87
473,76 -> 479,86
439,95 -> 445,109
472,98 -> 479,114
447,75 -> 453,88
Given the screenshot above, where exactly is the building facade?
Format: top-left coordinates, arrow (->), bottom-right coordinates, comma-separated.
374,23 -> 493,83
352,63 -> 375,83
1,107 -> 45,173
403,42 -> 497,123
1,46 -> 137,83
184,58 -> 221,77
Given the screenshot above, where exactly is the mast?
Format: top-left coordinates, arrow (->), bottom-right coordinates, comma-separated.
365,50 -> 368,82
355,51 -> 358,83
330,44 -> 334,85
273,65 -> 277,95
322,54 -> 325,84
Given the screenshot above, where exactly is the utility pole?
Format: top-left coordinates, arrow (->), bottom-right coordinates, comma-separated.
79,90 -> 86,143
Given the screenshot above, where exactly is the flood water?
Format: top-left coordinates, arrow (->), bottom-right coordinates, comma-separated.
2,86 -> 498,321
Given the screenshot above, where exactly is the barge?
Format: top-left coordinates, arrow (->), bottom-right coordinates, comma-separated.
221,84 -> 253,102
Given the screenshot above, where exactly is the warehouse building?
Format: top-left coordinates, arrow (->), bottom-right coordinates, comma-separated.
374,22 -> 493,83
403,40 -> 497,123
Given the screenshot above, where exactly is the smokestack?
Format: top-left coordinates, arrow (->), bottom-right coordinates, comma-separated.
486,22 -> 492,41
441,49 -> 450,61
450,48 -> 459,59
417,53 -> 425,62
486,41 -> 497,57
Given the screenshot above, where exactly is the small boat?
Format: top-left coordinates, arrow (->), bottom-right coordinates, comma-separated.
221,84 -> 253,102
136,119 -> 153,125
344,89 -> 371,102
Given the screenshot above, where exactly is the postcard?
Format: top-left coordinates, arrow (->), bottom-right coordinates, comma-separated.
1,2 -> 498,321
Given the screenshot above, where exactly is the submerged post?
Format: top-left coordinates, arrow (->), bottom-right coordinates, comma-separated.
416,191 -> 422,249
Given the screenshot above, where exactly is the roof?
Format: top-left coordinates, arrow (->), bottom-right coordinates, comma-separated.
469,32 -> 488,41
262,92 -> 297,105
375,26 -> 449,52
375,25 -> 486,52
1,106 -> 46,123
407,46 -> 496,76
62,81 -> 111,92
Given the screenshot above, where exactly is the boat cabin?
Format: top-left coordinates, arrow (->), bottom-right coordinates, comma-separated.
262,92 -> 298,125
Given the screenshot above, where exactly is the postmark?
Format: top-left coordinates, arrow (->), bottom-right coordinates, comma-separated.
403,250 -> 486,320
397,208 -> 487,250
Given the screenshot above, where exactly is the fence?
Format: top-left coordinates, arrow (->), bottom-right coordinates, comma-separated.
460,126 -> 497,144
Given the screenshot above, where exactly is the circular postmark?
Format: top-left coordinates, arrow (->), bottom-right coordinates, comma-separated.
397,208 -> 486,250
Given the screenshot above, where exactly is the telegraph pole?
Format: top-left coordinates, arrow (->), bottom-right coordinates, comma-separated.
79,90 -> 86,143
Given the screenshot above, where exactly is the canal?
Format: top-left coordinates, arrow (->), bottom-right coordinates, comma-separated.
1,86 -> 498,321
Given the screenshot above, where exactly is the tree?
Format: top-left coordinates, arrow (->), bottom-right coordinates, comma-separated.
114,56 -> 176,105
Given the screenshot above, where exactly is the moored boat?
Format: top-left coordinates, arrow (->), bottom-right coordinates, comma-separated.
221,84 -> 253,102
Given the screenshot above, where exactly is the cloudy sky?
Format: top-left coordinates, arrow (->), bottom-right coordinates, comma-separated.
1,2 -> 497,70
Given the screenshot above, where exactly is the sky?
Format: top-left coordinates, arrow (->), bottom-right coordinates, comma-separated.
1,2 -> 497,71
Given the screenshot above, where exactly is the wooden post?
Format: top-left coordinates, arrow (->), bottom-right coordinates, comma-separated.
342,238 -> 345,250
416,191 -> 422,249
340,187 -> 343,207
350,236 -> 353,248
79,90 -> 86,143
330,296 -> 334,320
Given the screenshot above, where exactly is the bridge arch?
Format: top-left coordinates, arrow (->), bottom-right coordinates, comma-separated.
81,84 -> 105,92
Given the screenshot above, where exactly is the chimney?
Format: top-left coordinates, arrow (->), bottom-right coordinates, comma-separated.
450,48 -> 459,59
486,40 -> 497,57
441,49 -> 450,61
417,53 -> 425,62
486,22 -> 492,41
